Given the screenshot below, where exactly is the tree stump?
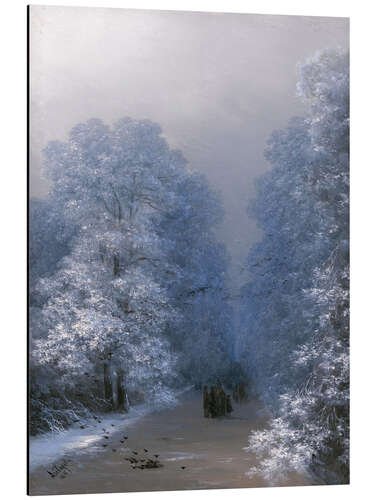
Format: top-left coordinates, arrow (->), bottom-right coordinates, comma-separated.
203,384 -> 233,418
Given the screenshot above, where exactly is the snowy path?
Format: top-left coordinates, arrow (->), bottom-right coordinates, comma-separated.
29,392 -> 313,495
29,405 -> 150,472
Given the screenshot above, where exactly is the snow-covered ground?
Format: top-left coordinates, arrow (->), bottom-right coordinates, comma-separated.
29,387 -> 193,473
29,405 -> 149,472
29,392 -> 312,496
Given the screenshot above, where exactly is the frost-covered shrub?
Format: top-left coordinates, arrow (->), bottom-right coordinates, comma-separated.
29,361 -> 102,435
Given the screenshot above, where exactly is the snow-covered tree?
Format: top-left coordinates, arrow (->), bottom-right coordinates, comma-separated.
30,116 -> 233,433
156,172 -> 233,386
32,233 -> 177,405
241,49 -> 349,484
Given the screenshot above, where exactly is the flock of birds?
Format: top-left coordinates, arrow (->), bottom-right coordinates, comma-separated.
46,415 -> 188,479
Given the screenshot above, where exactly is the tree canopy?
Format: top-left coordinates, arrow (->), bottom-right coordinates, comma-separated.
29,117 -> 233,434
240,49 -> 349,484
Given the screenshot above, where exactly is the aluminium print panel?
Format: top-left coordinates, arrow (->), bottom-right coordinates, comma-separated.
28,5 -> 349,495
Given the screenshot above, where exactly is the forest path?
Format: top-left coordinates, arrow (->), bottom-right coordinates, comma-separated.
29,391 -> 309,495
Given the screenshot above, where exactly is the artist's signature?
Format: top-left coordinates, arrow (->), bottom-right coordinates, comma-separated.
46,458 -> 74,479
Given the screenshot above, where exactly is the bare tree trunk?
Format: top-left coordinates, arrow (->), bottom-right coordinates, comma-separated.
203,385 -> 209,418
113,253 -> 120,276
116,368 -> 129,412
103,360 -> 114,409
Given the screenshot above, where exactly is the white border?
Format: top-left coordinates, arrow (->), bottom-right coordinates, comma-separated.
1,1 -> 374,499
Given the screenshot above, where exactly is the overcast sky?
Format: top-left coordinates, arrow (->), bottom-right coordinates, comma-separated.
29,6 -> 349,288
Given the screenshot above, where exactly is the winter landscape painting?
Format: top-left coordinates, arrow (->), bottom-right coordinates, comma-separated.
28,6 -> 349,495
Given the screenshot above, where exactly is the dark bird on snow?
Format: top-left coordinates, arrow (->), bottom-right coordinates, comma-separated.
93,416 -> 98,420
123,436 -> 128,439
80,425 -> 85,429
102,444 -> 107,447
181,466 -> 186,470
120,440 -> 124,444
154,454 -> 159,458
104,436 -> 109,439
98,419 -> 102,423
111,424 -> 115,426
144,449 -> 148,452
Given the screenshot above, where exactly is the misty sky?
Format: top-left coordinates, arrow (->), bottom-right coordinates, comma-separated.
29,6 -> 349,288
